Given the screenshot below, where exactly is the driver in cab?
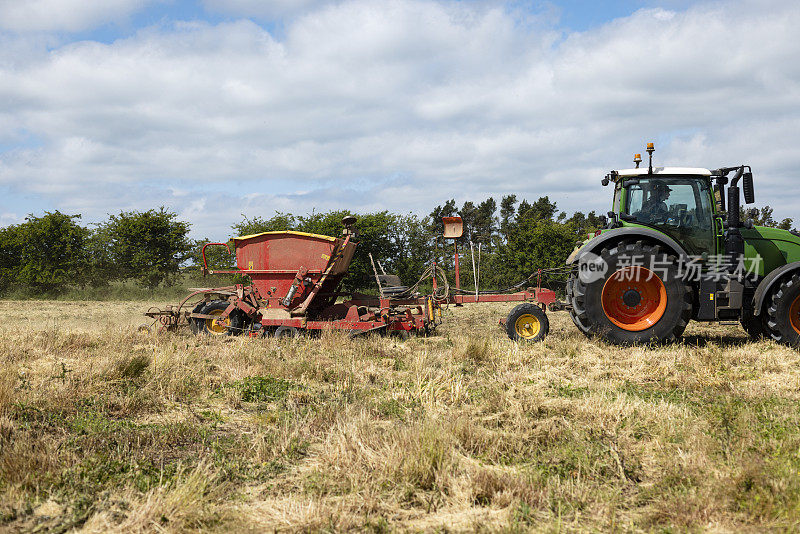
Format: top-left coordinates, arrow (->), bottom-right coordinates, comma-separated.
636,182 -> 671,222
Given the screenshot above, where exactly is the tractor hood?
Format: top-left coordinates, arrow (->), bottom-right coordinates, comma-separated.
742,226 -> 800,277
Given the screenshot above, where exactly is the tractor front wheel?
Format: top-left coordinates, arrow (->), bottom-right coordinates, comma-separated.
568,241 -> 692,345
740,312 -> 767,341
765,274 -> 800,347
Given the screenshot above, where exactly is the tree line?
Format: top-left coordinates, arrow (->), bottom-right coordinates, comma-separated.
0,197 -> 794,297
195,194 -> 604,292
0,209 -> 193,294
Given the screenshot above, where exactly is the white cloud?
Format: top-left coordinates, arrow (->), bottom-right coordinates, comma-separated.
0,0 -> 799,239
0,212 -> 21,227
0,0 -> 157,33
201,0 -> 336,19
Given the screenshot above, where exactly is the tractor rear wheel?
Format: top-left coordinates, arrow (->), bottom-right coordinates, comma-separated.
764,274 -> 800,347
568,241 -> 692,345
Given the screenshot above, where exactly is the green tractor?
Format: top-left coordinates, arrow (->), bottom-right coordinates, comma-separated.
566,143 -> 800,346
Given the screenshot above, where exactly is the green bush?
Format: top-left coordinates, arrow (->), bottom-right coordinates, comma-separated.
0,212 -> 89,294
93,207 -> 193,289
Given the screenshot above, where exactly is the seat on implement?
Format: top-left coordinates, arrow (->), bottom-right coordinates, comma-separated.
377,274 -> 410,297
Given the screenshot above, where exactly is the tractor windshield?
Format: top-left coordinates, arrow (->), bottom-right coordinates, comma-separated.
624,177 -> 716,255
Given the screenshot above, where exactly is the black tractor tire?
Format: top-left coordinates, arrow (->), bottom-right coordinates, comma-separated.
190,302 -> 206,335
764,274 -> 800,347
568,240 -> 692,345
740,312 -> 767,341
566,271 -> 592,335
197,300 -> 246,336
506,303 -> 549,342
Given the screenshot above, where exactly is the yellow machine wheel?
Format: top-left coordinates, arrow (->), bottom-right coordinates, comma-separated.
205,308 -> 231,335
197,300 -> 244,336
506,303 -> 549,342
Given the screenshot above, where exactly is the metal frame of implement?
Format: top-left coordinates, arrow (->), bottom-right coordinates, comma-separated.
144,216 -> 558,339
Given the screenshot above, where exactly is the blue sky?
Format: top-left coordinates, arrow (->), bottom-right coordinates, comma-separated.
1,0 -> 798,238
36,1 -> 698,43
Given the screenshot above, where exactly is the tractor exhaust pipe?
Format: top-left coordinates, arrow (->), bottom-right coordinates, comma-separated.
724,166 -> 745,271
728,166 -> 744,228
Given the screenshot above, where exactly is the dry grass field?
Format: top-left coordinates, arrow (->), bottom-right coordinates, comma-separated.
2,299 -> 800,532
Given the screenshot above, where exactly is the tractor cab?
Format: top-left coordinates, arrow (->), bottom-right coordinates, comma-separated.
611,169 -> 718,256
601,143 -> 722,257
605,144 -> 760,261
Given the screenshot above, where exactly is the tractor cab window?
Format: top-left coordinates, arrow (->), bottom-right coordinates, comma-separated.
624,177 -> 716,255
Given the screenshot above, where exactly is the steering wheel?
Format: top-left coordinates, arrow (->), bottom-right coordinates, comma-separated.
666,211 -> 691,229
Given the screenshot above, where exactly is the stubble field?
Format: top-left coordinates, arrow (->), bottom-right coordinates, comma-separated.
1,299 -> 800,532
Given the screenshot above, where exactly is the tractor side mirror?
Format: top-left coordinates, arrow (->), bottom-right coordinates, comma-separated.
713,184 -> 726,213
742,172 -> 755,204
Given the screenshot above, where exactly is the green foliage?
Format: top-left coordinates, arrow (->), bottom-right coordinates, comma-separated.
94,208 -> 192,289
224,376 -> 300,402
498,218 -> 578,285
0,212 -> 89,294
740,205 -> 795,231
518,196 -> 558,221
0,225 -> 22,292
392,213 -> 432,287
500,194 -> 517,242
422,195 -> 600,290
339,211 -> 402,291
189,239 -> 236,271
563,210 -> 604,237
231,212 -> 296,235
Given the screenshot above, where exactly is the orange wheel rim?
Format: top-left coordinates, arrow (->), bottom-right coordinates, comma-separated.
601,266 -> 667,332
790,295 -> 800,335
